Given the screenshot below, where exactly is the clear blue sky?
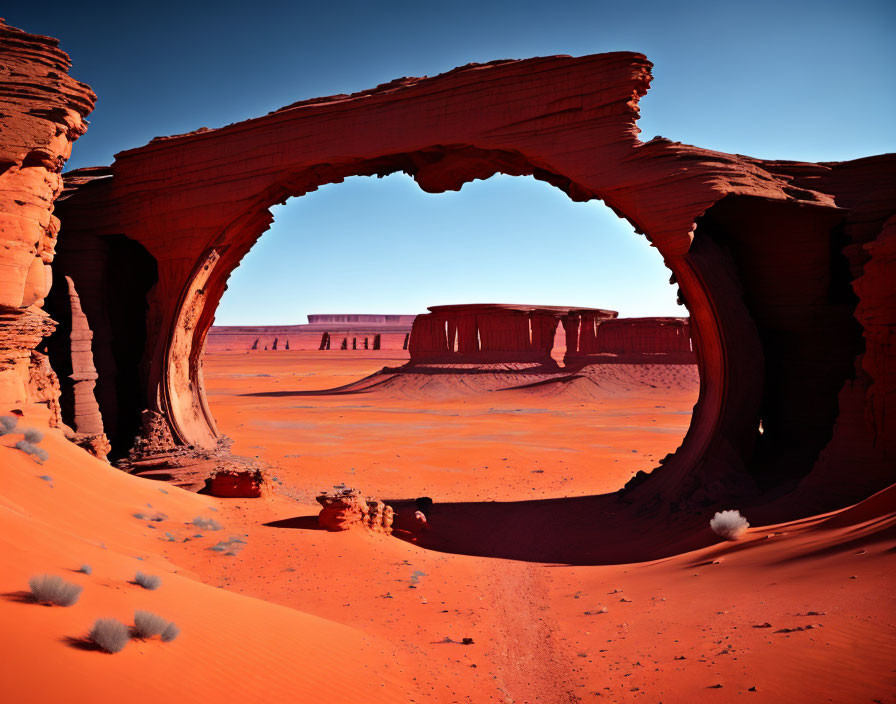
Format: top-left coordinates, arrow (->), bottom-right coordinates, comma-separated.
8,1 -> 894,324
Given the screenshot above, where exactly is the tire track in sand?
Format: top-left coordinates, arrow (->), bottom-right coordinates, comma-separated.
480,560 -> 581,703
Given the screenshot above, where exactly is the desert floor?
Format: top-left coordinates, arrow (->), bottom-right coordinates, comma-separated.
2,350 -> 894,703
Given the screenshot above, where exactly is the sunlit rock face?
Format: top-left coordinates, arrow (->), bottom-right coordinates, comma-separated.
0,19 -> 885,510
0,21 -> 95,411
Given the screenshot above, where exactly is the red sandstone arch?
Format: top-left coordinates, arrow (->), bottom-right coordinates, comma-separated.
40,50 -> 895,510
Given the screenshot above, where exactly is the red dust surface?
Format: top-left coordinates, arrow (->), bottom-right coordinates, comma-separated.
2,350 -> 893,703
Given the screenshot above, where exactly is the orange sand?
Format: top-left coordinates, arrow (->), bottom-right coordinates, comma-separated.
2,350 -> 893,702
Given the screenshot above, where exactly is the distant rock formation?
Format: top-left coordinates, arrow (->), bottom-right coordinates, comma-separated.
409,304 -> 617,364
407,305 -> 691,366
566,316 -> 694,365
206,315 -> 415,352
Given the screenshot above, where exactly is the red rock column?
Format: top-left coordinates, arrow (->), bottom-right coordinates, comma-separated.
578,313 -> 599,354
64,277 -> 103,435
456,314 -> 478,354
530,313 -> 559,356
562,314 -> 581,362
408,314 -> 448,360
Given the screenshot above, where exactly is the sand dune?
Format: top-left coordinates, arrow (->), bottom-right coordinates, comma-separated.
0,404 -> 417,702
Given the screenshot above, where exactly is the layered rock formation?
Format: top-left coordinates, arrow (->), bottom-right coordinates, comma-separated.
316,486 -> 394,533
0,20 -> 95,411
12,38 -> 891,511
409,304 -> 617,364
567,316 -> 694,365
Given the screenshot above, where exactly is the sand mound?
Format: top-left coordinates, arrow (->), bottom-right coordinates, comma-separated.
0,406 -> 416,703
298,362 -> 700,401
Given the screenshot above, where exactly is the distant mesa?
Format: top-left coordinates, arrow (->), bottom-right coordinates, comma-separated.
408,304 -> 694,367
206,314 -> 415,352
302,304 -> 698,402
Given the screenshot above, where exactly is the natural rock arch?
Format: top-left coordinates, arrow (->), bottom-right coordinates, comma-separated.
38,49 -> 896,511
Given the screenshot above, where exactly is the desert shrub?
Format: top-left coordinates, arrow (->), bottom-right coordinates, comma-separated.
23,428 -> 43,444
79,564 -> 92,575
134,571 -> 161,590
15,440 -> 49,464
28,575 -> 82,606
133,610 -> 169,638
209,536 -> 246,555
88,618 -> 130,653
161,622 -> 180,642
710,510 -> 750,540
0,415 -> 18,435
191,516 -> 222,531
133,511 -> 167,522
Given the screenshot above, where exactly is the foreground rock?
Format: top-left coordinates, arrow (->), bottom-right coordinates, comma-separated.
316,486 -> 394,533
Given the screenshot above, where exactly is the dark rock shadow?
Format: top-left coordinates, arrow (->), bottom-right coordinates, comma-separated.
263,515 -> 324,530
382,493 -> 715,566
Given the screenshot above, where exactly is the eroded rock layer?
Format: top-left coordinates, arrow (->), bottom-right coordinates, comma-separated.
0,20 -> 95,410
316,486 -> 394,533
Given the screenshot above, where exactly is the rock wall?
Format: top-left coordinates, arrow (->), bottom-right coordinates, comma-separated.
0,21 -> 95,410
571,317 -> 694,364
42,47 -> 896,510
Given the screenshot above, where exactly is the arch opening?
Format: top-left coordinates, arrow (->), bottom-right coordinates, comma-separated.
191,168 -> 701,501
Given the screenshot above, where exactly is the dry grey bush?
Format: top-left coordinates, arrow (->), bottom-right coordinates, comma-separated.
161,622 -> 180,642
28,575 -> 82,606
134,571 -> 161,590
89,618 -> 130,653
710,510 -> 750,540
133,511 -> 167,522
79,564 -> 92,575
0,415 -> 17,436
15,440 -> 49,464
133,610 -> 169,638
191,516 -> 222,531
23,428 -> 43,444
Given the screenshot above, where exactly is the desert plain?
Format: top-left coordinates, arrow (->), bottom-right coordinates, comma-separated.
3,348 -> 893,703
